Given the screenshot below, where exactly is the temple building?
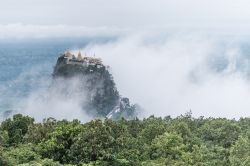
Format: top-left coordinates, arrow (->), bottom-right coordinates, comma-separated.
77,51 -> 83,61
63,50 -> 103,68
64,50 -> 72,58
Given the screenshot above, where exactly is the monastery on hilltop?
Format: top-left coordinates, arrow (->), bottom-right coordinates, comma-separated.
63,50 -> 103,68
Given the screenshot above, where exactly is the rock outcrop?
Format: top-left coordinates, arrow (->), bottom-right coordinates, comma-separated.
52,51 -> 138,119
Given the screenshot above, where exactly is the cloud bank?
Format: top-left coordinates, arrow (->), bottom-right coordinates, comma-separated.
2,23 -> 250,40
73,34 -> 250,119
0,24 -> 127,39
2,33 -> 250,120
17,76 -> 94,122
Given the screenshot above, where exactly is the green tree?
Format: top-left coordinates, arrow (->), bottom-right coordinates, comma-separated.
198,119 -> 240,148
38,119 -> 83,164
17,158 -> 63,166
229,135 -> 250,166
184,145 -> 229,166
139,116 -> 168,144
148,132 -> 184,160
24,117 -> 57,144
1,144 -> 41,165
69,119 -> 115,165
1,114 -> 34,146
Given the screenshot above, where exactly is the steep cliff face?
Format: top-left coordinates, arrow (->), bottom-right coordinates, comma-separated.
52,53 -> 138,119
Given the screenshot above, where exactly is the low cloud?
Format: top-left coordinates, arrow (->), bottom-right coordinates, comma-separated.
77,34 -> 250,119
18,76 -> 94,122
2,23 -> 250,40
2,33 -> 250,120
0,24 -> 128,39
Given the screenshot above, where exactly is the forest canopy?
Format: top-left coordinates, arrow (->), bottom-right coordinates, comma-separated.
1,113 -> 250,166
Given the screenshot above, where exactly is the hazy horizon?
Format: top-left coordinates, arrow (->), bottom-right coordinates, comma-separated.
2,0 -> 250,39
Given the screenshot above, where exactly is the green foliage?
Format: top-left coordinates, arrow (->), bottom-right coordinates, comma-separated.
38,119 -> 83,164
0,144 -> 40,165
149,132 -> 184,160
139,116 -> 167,144
0,151 -> 15,166
1,113 -> 250,165
1,114 -> 34,146
17,158 -> 63,166
198,118 -> 240,148
229,135 -> 250,166
0,130 -> 9,147
69,119 -> 116,164
186,145 -> 229,166
24,117 -> 57,144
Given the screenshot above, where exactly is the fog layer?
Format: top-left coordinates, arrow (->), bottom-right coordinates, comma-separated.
76,34 -> 250,119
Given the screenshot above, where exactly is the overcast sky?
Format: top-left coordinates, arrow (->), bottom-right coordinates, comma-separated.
1,0 -> 250,38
